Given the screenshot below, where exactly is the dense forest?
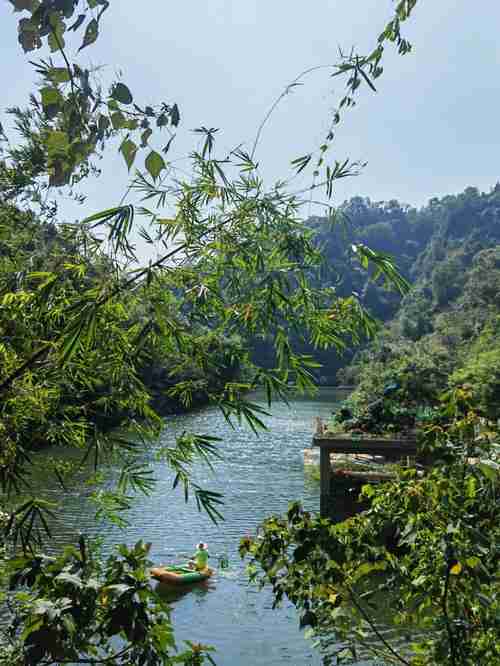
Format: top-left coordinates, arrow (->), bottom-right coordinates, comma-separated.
328,185 -> 500,426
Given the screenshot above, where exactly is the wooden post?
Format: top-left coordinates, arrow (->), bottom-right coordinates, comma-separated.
313,433 -> 417,519
319,445 -> 330,517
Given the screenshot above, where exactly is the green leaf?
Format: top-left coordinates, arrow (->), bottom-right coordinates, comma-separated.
47,14 -> 66,53
56,571 -> 83,588
119,138 -> 138,171
60,319 -> 86,364
156,113 -> 168,127
412,575 -> 428,587
111,82 -> 133,105
45,130 -> 69,157
291,154 -> 312,174
141,128 -> 153,147
355,562 -> 375,577
145,150 -> 166,181
79,18 -> 98,51
98,114 -> 110,131
110,112 -> 126,130
40,86 -> 63,110
47,67 -> 71,84
170,103 -> 181,127
17,17 -> 42,52
82,206 -> 129,225
478,460 -> 499,482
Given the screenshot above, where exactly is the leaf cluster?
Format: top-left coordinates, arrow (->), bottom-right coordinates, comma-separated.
2,538 -> 215,665
242,400 -> 499,665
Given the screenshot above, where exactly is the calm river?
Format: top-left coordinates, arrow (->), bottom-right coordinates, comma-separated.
32,388 -> 348,665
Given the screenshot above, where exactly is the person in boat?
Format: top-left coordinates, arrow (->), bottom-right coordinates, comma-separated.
190,542 -> 210,571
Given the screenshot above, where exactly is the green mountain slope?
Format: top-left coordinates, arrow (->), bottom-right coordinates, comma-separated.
335,184 -> 500,423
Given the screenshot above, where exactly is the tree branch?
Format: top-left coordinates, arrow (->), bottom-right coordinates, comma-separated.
0,213 -> 220,395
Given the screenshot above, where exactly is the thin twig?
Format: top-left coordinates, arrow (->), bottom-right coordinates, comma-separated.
442,566 -> 458,666
346,585 -> 411,666
49,25 -> 76,93
250,64 -> 334,160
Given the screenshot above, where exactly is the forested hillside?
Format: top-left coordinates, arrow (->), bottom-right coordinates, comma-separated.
333,183 -> 500,423
260,184 -> 500,388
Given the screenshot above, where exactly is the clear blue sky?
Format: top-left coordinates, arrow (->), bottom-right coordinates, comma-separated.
1,1 -> 499,235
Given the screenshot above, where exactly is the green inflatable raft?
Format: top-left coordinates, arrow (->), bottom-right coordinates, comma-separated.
151,565 -> 213,585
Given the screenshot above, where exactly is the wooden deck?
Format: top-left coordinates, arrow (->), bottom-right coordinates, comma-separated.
312,433 -> 417,518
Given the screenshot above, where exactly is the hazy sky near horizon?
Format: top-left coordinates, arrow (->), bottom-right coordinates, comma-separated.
1,1 -> 499,229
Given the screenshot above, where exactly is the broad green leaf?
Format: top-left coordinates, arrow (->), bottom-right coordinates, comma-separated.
356,562 -> 375,577
56,571 -> 83,588
111,82 -> 134,105
119,138 -> 138,171
110,111 -> 127,130
45,130 -> 69,157
145,150 -> 166,181
17,17 -> 42,52
478,460 -> 499,481
47,13 -> 66,53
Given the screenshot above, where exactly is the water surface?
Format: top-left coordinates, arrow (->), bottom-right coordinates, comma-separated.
32,389 -> 346,665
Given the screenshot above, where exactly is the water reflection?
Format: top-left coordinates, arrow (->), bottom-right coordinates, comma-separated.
155,578 -> 215,605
